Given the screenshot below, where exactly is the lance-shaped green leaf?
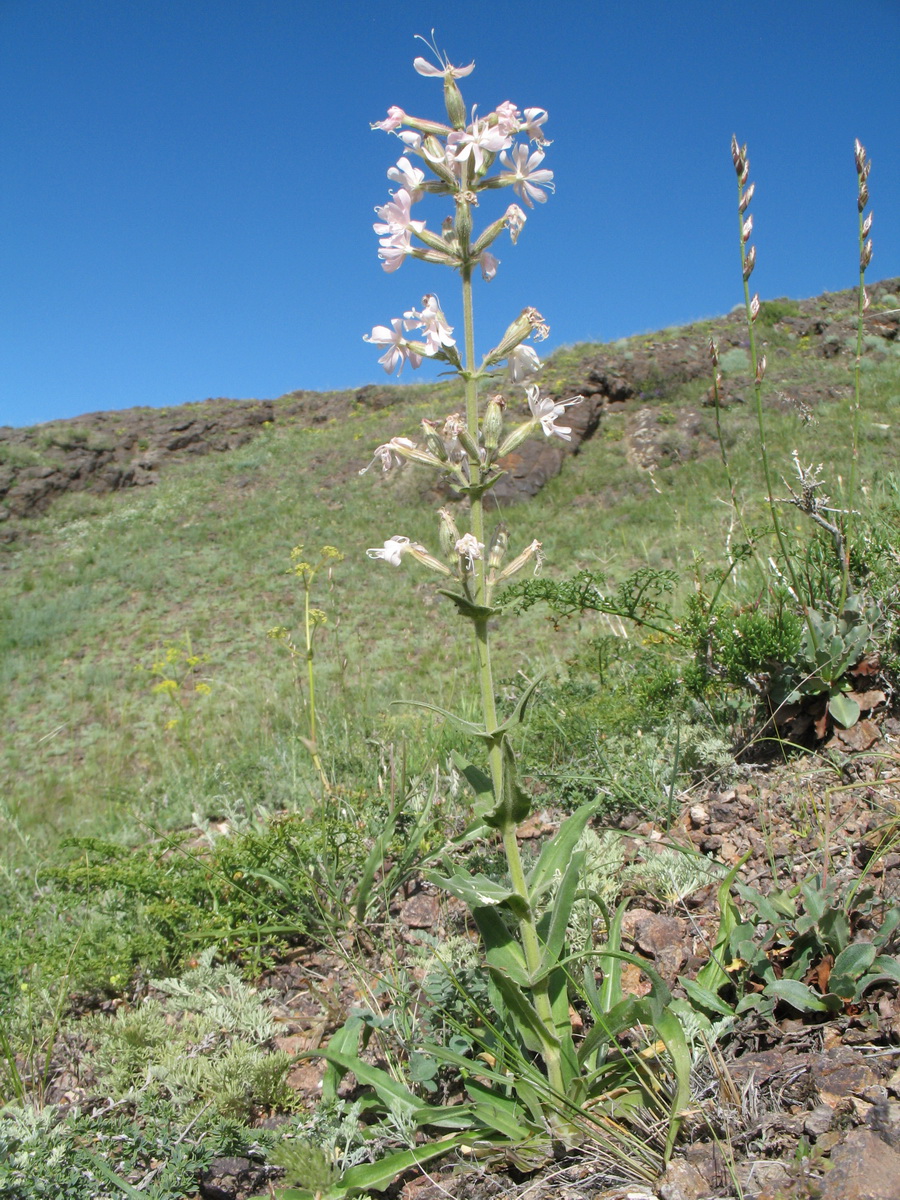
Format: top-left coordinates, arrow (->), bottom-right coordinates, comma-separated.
462,1078 -> 538,1140
451,749 -> 494,815
427,867 -> 531,921
470,903 -> 531,986
652,1006 -> 693,1162
527,802 -> 599,902
488,966 -> 560,1054
696,852 -> 752,996
533,851 -> 585,983
394,698 -> 489,740
249,1135 -> 473,1199
677,976 -> 736,1018
764,978 -> 842,1013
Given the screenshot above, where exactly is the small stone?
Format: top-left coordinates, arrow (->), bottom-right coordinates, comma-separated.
805,1104 -> 835,1137
689,804 -> 709,828
399,892 -> 439,928
658,1157 -> 708,1200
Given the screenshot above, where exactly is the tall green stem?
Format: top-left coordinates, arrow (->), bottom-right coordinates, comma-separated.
458,212 -> 566,1105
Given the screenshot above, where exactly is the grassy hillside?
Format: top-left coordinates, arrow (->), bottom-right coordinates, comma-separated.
2,286 -> 900,857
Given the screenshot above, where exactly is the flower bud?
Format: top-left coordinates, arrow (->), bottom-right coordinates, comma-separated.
437,506 -> 461,558
443,75 -> 468,130
756,355 -> 767,383
750,293 -> 760,322
739,182 -> 755,213
497,420 -> 537,459
708,338 -> 719,365
472,213 -> 507,257
858,184 -> 869,212
861,238 -> 873,269
454,193 -> 473,246
739,162 -> 750,188
482,395 -> 505,460
483,310 -> 534,366
862,212 -> 873,237
487,523 -> 509,571
742,215 -> 753,243
456,423 -> 482,462
743,244 -> 756,280
423,136 -> 459,189
863,287 -> 870,311
422,419 -> 449,462
731,135 -> 745,172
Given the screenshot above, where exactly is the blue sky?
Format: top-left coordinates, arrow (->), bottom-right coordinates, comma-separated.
1,0 -> 898,428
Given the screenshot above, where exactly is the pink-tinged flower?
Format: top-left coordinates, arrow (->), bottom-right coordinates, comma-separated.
504,204 -> 527,244
363,318 -> 423,372
480,251 -> 499,281
508,344 -> 541,382
366,535 -> 411,566
373,189 -> 425,238
377,230 -> 412,273
397,130 -> 423,151
358,437 -> 418,475
387,156 -> 425,200
372,106 -> 407,132
450,115 -> 510,174
493,101 -> 521,137
404,294 -> 455,355
499,144 -> 554,207
526,384 -> 583,440
413,54 -> 475,79
520,108 -> 550,143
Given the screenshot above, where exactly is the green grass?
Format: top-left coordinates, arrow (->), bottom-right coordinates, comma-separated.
2,327 -> 899,857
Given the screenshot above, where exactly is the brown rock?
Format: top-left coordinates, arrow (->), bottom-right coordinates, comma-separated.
399,891 -> 440,929
658,1156 -> 709,1200
199,1156 -> 274,1200
821,1128 -> 900,1199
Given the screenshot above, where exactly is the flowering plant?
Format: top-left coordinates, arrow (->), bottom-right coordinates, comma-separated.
289,38 -> 691,1185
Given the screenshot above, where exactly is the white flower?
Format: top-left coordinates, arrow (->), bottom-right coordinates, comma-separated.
363,318 -> 423,373
358,437 -> 418,475
508,344 -> 542,383
455,533 -> 484,571
366,536 -> 411,566
450,115 -> 510,174
504,204 -> 527,244
413,54 -> 475,79
373,189 -> 425,238
387,156 -> 425,200
372,106 -> 406,132
493,101 -> 521,138
377,230 -> 412,273
520,107 -> 550,143
404,294 -> 455,355
526,384 -> 583,440
499,144 -> 554,208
